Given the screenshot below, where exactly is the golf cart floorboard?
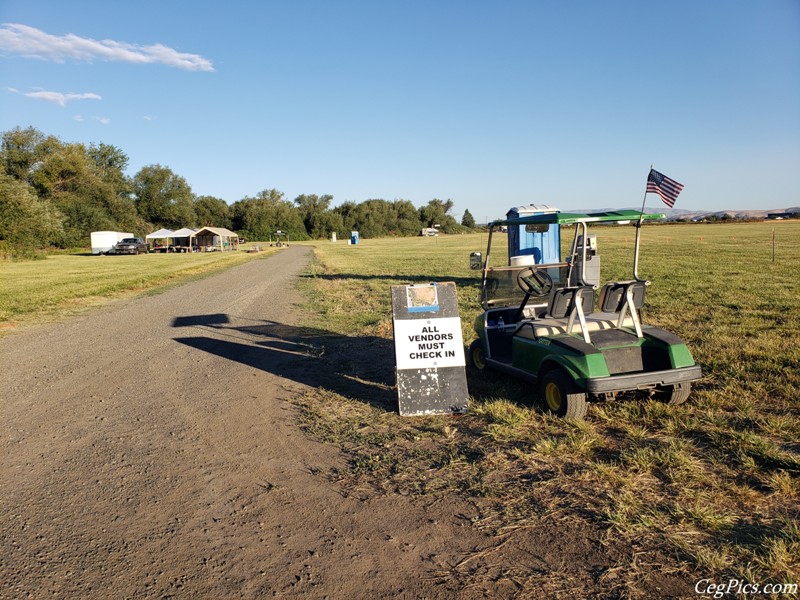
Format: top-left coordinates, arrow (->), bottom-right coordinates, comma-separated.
485,357 -> 539,385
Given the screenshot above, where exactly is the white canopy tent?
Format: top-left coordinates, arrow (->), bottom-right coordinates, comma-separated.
145,228 -> 174,240
171,228 -> 198,251
145,228 -> 173,249
145,227 -> 239,252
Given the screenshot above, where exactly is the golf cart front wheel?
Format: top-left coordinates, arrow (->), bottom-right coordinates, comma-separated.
654,382 -> 692,405
468,339 -> 487,371
539,369 -> 588,419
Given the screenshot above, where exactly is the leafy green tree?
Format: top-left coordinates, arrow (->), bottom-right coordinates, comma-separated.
461,208 -> 476,229
330,198 -> 424,238
351,199 -> 393,238
419,198 -> 465,233
1,130 -> 145,247
332,201 -> 359,234
0,127 -> 61,183
194,195 -> 231,228
393,199 -> 424,235
133,165 -> 196,229
28,142 -> 129,245
86,143 -> 140,231
0,171 -> 64,258
230,189 -> 305,241
294,193 -> 334,238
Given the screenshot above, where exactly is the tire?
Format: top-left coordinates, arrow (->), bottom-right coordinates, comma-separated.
468,339 -> 487,371
539,369 -> 588,419
654,382 -> 691,405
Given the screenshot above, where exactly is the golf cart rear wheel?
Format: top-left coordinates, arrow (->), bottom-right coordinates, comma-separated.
654,382 -> 692,405
468,339 -> 487,371
540,369 -> 588,419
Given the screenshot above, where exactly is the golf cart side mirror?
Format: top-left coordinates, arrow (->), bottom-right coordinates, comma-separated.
470,252 -> 482,270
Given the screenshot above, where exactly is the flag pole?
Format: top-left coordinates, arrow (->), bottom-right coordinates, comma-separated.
633,165 -> 652,282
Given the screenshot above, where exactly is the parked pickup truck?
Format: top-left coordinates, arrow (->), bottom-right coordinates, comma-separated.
108,237 -> 149,255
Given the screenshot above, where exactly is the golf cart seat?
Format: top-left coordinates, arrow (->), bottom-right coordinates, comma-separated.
515,284 -> 640,340
547,286 -> 595,319
595,280 -> 647,337
515,286 -> 596,340
598,281 -> 646,313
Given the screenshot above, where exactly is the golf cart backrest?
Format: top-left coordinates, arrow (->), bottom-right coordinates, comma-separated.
598,281 -> 646,313
547,286 -> 596,319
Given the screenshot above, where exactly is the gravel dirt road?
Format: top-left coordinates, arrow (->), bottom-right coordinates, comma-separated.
2,247 -> 495,598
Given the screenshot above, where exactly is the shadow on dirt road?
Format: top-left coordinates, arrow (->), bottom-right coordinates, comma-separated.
172,313 -> 397,411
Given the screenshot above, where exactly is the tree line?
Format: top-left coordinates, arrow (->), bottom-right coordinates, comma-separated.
0,127 -> 477,258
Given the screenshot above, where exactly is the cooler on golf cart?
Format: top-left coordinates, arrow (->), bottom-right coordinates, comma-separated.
468,209 -> 702,419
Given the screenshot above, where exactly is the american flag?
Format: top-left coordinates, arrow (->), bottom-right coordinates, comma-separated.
646,169 -> 684,208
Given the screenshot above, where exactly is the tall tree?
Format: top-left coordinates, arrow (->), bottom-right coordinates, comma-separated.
419,198 -> 464,233
294,193 -> 333,238
0,171 -> 64,257
133,165 -> 196,229
231,189 -> 305,241
393,199 -> 424,236
86,143 -> 139,230
461,209 -> 476,229
0,127 -> 61,183
194,195 -> 231,228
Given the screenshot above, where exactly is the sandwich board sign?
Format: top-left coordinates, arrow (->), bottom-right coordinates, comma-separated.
391,282 -> 468,415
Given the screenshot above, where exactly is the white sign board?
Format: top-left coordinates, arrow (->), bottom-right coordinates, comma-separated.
393,317 -> 466,370
391,282 -> 469,415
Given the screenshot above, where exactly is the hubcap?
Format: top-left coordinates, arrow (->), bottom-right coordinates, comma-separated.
545,382 -> 562,412
473,348 -> 486,369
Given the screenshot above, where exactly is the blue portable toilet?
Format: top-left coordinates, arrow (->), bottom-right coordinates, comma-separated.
506,204 -> 560,265
350,231 -> 360,245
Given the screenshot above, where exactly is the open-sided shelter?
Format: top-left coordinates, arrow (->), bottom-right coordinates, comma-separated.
171,227 -> 198,251
145,228 -> 174,250
191,227 -> 240,252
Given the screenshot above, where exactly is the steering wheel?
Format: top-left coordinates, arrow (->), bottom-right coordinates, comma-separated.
516,267 -> 553,297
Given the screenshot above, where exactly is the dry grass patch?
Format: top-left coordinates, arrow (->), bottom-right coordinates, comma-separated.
294,223 -> 800,586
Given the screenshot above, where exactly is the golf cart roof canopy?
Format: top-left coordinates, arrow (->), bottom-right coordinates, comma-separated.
492,209 -> 665,227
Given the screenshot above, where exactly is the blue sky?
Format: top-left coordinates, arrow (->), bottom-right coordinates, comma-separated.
1,0 -> 798,220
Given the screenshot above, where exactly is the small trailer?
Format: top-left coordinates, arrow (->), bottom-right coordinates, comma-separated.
90,231 -> 133,255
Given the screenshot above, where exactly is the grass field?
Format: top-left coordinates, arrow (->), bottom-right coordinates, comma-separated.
297,221 -> 800,589
0,246 -> 281,332
2,222 -> 798,592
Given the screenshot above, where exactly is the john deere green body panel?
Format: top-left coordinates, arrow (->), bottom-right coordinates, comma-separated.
512,334 -> 612,381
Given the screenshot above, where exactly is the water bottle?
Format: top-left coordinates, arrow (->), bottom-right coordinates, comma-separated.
497,316 -> 504,328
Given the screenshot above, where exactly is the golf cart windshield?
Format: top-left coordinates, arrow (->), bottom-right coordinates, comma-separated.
483,264 -> 570,308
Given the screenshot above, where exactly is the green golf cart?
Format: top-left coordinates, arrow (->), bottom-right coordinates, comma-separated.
469,209 -> 702,419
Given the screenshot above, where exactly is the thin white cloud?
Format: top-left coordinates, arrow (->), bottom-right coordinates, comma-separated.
96,117 -> 110,125
10,88 -> 102,106
73,115 -> 84,121
0,23 -> 214,72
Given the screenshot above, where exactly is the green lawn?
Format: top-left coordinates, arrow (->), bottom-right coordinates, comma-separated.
0,247 -> 281,330
298,221 -> 800,588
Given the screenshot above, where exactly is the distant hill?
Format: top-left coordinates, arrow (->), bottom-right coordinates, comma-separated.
573,207 -> 800,222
